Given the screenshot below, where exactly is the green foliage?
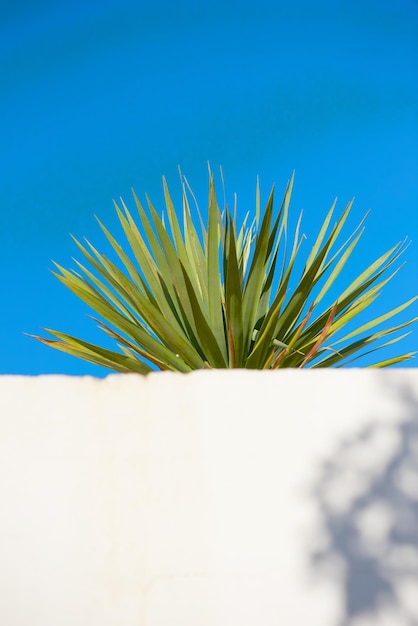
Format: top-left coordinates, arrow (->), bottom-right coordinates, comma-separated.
35,170 -> 417,372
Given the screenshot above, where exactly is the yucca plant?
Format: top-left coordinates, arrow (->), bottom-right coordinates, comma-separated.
35,170 -> 417,372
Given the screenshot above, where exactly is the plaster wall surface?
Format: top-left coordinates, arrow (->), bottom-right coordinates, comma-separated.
1,370 -> 417,626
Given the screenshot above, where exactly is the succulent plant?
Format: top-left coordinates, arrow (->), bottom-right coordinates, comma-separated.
35,169 -> 417,372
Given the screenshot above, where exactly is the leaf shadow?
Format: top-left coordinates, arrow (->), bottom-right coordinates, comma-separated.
311,379 -> 418,625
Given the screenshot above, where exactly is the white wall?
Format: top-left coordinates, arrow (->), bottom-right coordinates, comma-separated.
1,370 -> 417,626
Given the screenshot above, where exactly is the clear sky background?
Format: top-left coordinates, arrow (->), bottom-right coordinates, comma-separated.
1,0 -> 417,375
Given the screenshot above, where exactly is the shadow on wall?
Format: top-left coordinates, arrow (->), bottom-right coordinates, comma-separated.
311,380 -> 418,626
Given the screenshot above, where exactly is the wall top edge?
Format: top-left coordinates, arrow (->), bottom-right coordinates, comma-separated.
1,368 -> 418,382
1,369 -> 417,413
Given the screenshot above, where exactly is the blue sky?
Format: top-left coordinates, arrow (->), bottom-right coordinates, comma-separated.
1,0 -> 417,375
